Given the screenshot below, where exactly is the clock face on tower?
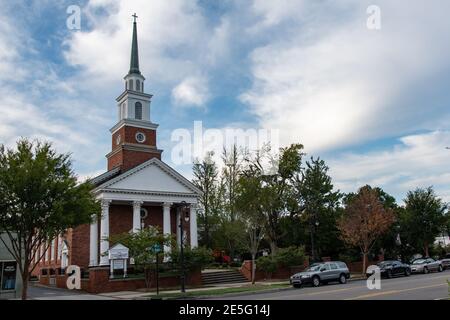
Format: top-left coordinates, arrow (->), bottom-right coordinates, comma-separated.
135,132 -> 146,143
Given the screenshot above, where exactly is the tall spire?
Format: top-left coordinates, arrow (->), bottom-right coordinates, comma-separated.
129,13 -> 140,75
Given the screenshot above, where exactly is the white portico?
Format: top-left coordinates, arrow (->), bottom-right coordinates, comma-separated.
89,157 -> 201,267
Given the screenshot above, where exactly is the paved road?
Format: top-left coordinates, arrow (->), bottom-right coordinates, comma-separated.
27,284 -> 117,300
210,270 -> 450,300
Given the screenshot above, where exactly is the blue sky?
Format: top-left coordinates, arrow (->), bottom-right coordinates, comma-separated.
1,0 -> 450,203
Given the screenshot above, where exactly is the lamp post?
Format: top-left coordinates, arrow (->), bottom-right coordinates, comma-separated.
178,201 -> 190,293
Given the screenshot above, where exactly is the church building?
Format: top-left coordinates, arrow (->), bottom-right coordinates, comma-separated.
31,17 -> 201,285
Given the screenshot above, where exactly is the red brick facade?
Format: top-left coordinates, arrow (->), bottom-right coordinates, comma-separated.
112,126 -> 156,149
107,126 -> 161,172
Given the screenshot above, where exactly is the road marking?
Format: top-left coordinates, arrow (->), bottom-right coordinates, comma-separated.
306,287 -> 357,296
346,283 -> 448,300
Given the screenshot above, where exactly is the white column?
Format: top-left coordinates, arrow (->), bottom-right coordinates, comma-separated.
57,235 -> 62,261
190,204 -> 199,248
133,201 -> 143,233
89,217 -> 98,267
163,203 -> 172,255
51,239 -> 55,261
100,200 -> 111,266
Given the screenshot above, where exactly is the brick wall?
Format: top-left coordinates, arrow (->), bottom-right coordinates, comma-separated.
110,204 -> 133,235
71,225 -> 90,269
77,267 -> 202,294
112,126 -> 157,149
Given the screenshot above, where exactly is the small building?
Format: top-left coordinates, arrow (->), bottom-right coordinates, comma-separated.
0,233 -> 22,299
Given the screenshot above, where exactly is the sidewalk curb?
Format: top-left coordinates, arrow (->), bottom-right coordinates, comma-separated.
153,277 -> 367,300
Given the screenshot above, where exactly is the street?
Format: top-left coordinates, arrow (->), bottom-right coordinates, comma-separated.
209,270 -> 450,300
27,284 -> 117,300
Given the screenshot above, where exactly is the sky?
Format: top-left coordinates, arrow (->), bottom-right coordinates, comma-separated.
0,0 -> 449,204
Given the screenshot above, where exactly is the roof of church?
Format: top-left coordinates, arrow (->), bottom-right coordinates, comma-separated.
90,167 -> 121,187
90,157 -> 201,195
129,17 -> 141,75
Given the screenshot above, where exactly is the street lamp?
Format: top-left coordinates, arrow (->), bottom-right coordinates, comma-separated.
178,201 -> 190,293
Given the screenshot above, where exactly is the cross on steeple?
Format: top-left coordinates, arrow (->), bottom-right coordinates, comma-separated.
129,13 -> 140,75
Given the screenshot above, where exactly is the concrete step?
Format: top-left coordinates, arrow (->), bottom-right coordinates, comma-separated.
201,270 -> 249,285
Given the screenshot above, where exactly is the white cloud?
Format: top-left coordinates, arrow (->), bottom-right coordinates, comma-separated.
64,0 -> 212,90
241,1 -> 450,153
171,76 -> 209,107
327,131 -> 450,203
249,0 -> 306,29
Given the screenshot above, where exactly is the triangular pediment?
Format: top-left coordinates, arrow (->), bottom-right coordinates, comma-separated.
96,158 -> 200,195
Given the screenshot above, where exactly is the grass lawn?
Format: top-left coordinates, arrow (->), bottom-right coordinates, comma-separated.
147,283 -> 291,299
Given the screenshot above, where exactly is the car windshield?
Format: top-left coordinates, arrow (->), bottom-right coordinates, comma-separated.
413,259 -> 426,264
378,261 -> 394,267
305,264 -> 323,272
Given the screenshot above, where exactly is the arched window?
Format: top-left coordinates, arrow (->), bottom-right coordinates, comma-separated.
136,80 -> 141,92
129,79 -> 134,91
135,102 -> 143,120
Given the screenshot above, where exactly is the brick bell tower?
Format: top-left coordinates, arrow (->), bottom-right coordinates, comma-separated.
107,14 -> 162,172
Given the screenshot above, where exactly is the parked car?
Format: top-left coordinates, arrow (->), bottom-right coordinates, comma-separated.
290,261 -> 350,288
410,258 -> 443,274
440,254 -> 450,270
366,260 -> 411,278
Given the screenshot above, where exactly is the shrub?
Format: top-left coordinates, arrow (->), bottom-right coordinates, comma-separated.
170,246 -> 214,271
256,256 -> 278,277
276,246 -> 305,268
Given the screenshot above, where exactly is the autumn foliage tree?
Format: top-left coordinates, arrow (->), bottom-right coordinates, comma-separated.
338,186 -> 395,274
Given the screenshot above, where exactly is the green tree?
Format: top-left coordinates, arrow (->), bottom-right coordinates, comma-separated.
219,145 -> 245,259
0,139 -> 100,299
401,187 -> 447,257
110,226 -> 172,289
243,144 -> 304,255
192,152 -> 223,249
235,173 -> 267,284
295,157 -> 341,261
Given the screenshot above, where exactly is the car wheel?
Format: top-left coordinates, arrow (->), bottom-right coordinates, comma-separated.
386,270 -> 392,279
404,268 -> 411,277
423,267 -> 429,274
339,274 -> 347,284
312,276 -> 321,287
438,265 -> 443,272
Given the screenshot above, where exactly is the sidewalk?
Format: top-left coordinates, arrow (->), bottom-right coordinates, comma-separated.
97,275 -> 366,300
97,280 -> 289,300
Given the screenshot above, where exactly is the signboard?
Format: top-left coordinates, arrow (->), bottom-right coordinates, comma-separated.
152,244 -> 162,254
113,260 -> 125,270
108,243 -> 129,260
